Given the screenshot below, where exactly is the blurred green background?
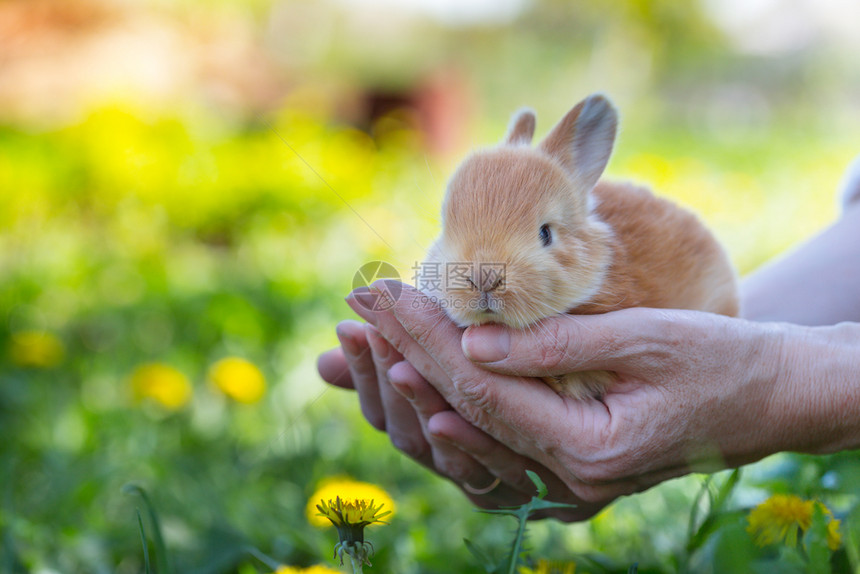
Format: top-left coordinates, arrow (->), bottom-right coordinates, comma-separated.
2,0 -> 860,572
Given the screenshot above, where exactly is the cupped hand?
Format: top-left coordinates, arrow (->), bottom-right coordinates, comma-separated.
317,318 -> 585,518
331,282 -> 801,515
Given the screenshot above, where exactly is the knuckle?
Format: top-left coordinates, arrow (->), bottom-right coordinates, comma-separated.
635,311 -> 691,370
449,373 -> 505,431
372,328 -> 409,359
596,329 -> 625,361
459,403 -> 496,433
396,300 -> 445,350
536,318 -> 574,373
544,446 -> 615,489
535,430 -> 563,462
453,374 -> 494,411
407,320 -> 435,349
574,464 -> 613,486
555,466 -> 614,504
650,312 -> 685,347
570,483 -> 609,505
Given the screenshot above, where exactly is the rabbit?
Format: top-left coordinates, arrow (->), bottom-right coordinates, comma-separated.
418,93 -> 739,400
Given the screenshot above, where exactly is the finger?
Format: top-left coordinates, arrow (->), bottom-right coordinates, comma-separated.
346,287 -> 481,410
317,347 -> 354,389
347,285 -> 554,459
352,285 -> 658,502
427,410 -> 606,518
385,360 -> 516,505
427,411 -> 562,498
372,281 -> 596,439
344,292 -> 543,500
460,308 -> 669,377
386,360 -> 451,417
352,286 -> 705,508
344,287 -> 380,326
365,324 -> 433,466
336,320 -> 385,431
430,402 -> 675,510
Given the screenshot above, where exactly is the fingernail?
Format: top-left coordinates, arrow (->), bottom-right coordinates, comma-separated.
345,290 -> 379,325
427,426 -> 452,443
390,378 -> 415,401
462,324 -> 510,362
365,324 -> 390,360
335,326 -> 360,356
351,290 -> 379,311
387,362 -> 415,400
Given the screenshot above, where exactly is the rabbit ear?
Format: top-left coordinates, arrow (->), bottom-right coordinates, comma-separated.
539,94 -> 617,189
503,108 -> 536,145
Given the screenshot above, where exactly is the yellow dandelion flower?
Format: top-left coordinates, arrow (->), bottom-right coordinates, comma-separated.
827,518 -> 843,551
9,330 -> 65,368
308,477 -> 395,569
746,494 -> 841,550
208,357 -> 266,403
519,558 -> 576,574
316,496 -> 390,568
306,477 -> 396,528
316,497 -> 390,537
273,565 -> 341,574
746,494 -> 812,547
130,363 -> 192,410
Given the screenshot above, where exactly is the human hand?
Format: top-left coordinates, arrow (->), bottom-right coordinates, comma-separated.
317,319 -> 587,519
324,279 -> 860,520
337,282 -> 859,515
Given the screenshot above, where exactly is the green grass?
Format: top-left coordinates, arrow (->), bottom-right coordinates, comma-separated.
2,100 -> 859,573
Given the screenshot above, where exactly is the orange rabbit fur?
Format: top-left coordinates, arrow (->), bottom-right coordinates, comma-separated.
420,94 -> 738,399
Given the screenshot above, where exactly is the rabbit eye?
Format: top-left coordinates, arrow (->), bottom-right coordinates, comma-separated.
539,224 -> 552,246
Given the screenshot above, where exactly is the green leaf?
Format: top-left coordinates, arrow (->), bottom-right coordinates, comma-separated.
136,509 -> 152,574
505,512 -> 529,574
708,518 -> 760,573
526,471 -> 547,499
803,503 -> 832,574
2,461 -> 17,574
686,509 -> 748,554
475,470 -> 583,574
844,501 -> 860,570
527,499 -> 578,512
712,469 -> 741,513
687,470 -> 741,554
465,538 -> 504,573
687,475 -> 713,547
479,509 -> 522,517
243,545 -> 282,571
124,484 -> 171,574
777,545 -> 808,571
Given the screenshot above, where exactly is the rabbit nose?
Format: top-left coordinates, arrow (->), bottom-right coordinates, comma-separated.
470,272 -> 504,293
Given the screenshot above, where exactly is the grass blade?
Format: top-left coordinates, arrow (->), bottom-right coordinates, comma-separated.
123,483 -> 171,574
136,509 -> 152,574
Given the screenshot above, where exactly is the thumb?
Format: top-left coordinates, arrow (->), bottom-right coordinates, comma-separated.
461,308 -> 665,377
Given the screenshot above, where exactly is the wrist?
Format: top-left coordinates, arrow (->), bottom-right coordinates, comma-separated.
766,322 -> 860,455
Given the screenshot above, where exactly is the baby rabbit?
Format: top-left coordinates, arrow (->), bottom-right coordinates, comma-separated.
419,94 -> 739,400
